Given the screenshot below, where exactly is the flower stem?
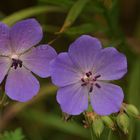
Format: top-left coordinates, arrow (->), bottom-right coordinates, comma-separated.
84,111 -> 96,140
0,93 -> 8,112
107,130 -> 112,140
89,126 -> 94,140
0,80 -> 8,112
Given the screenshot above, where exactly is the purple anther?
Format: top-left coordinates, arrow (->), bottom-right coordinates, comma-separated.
95,83 -> 101,88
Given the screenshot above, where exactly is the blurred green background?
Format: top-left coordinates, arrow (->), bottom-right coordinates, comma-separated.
0,0 -> 140,140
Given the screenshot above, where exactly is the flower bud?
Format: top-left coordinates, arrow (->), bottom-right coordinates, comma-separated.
101,116 -> 115,130
92,118 -> 104,137
117,113 -> 129,134
125,104 -> 139,117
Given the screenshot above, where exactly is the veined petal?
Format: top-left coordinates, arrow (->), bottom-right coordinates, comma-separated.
50,52 -> 82,87
5,67 -> 40,102
68,35 -> 102,72
0,22 -> 11,55
10,19 -> 43,54
90,82 -> 124,115
94,47 -> 127,80
20,45 -> 57,78
0,57 -> 11,83
57,82 -> 88,115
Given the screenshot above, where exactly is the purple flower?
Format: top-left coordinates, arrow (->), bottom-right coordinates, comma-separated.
0,19 -> 57,102
50,35 -> 127,115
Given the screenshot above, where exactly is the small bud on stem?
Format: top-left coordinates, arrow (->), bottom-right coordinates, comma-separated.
125,104 -> 139,117
101,116 -> 115,130
117,113 -> 130,134
92,117 -> 104,137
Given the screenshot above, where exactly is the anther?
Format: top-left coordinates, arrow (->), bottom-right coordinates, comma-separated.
19,61 -> 23,67
89,84 -> 93,92
95,83 -> 101,88
86,71 -> 92,77
94,75 -> 101,79
81,83 -> 87,86
81,78 -> 85,82
11,59 -> 23,69
93,75 -> 101,81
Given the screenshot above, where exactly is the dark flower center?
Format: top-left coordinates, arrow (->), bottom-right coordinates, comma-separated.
11,58 -> 23,69
81,71 -> 101,92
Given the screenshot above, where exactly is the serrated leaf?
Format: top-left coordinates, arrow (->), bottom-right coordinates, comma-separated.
0,128 -> 25,140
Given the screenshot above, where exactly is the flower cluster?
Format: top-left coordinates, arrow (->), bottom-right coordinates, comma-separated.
0,19 -> 127,116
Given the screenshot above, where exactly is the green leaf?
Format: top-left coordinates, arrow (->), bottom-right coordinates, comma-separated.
0,128 -> 25,140
43,23 -> 97,35
65,23 -> 96,35
127,57 -> 140,107
38,0 -> 74,8
21,109 -> 89,139
127,57 -> 140,140
107,130 -> 120,140
1,6 -> 65,26
59,0 -> 89,33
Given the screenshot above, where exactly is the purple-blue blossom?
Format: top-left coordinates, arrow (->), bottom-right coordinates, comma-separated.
0,19 -> 57,102
50,35 -> 127,115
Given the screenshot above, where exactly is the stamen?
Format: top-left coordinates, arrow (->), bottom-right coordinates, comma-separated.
93,75 -> 101,81
19,61 -> 23,67
81,72 -> 101,90
81,78 -> 85,82
88,71 -> 92,75
81,83 -> 87,86
95,83 -> 101,88
94,75 -> 101,80
89,84 -> 93,92
86,71 -> 92,77
11,59 -> 23,69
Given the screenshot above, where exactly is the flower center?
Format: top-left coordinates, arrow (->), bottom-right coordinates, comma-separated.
11,54 -> 19,59
81,71 -> 101,92
11,54 -> 23,69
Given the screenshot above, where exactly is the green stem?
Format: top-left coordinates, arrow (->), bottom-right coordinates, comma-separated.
90,126 -> 94,140
84,112 -> 96,140
107,130 -> 112,140
0,92 -> 8,114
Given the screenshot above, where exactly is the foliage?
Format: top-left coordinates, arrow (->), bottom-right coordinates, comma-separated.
0,128 -> 25,140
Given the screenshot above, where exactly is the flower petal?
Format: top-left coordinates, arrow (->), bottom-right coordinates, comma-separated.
5,67 -> 40,102
94,47 -> 127,80
0,22 -> 11,55
57,82 -> 88,115
10,19 -> 43,54
68,35 -> 102,72
90,82 -> 124,115
50,52 -> 82,87
0,57 -> 11,83
20,45 -> 57,78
